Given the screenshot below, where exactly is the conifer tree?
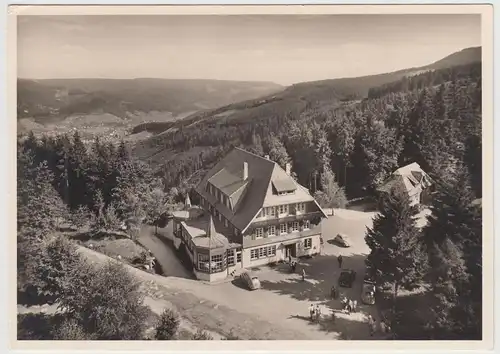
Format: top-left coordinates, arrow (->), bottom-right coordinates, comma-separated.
365,189 -> 427,323
422,167 -> 482,339
313,165 -> 347,208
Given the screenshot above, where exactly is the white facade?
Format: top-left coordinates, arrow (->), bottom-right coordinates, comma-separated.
242,234 -> 321,268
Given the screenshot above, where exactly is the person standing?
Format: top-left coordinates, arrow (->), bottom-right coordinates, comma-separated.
337,255 -> 343,268
347,299 -> 353,315
309,304 -> 315,321
380,321 -> 386,334
315,305 -> 322,322
302,268 -> 306,281
352,300 -> 358,313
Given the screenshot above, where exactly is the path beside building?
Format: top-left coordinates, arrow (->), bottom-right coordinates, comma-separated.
137,225 -> 193,279
78,209 -> 387,340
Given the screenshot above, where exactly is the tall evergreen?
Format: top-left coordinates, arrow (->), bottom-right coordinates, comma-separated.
423,167 -> 482,339
365,189 -> 427,324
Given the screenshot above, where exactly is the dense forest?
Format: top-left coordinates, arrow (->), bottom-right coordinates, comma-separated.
17,56 -> 483,340
18,61 -> 482,212
132,62 -> 482,203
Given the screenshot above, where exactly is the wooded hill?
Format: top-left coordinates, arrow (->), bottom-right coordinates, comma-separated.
132,47 -> 481,201
17,78 -> 283,120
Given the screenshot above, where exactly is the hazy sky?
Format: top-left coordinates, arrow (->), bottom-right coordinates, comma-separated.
17,15 -> 481,85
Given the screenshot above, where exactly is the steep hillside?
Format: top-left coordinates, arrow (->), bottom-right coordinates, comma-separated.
132,47 -> 481,196
134,46 -> 481,139
17,78 -> 284,120
422,46 -> 481,70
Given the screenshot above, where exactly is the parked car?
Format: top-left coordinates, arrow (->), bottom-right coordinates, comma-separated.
333,233 -> 351,248
338,269 -> 356,287
361,280 -> 376,305
241,271 -> 261,290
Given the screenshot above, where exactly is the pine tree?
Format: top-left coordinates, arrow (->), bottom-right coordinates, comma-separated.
426,238 -> 469,339
422,168 -> 482,339
248,131 -> 265,156
365,190 -> 427,324
349,118 -> 402,196
313,165 -> 347,208
68,131 -> 90,209
464,134 -> 482,198
17,150 -> 69,296
265,133 -> 290,169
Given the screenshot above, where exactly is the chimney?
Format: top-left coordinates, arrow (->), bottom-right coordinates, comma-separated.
285,163 -> 291,175
243,162 -> 248,181
264,155 -> 270,160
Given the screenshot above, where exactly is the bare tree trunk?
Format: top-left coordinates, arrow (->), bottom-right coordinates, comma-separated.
392,281 -> 399,330
344,164 -> 347,188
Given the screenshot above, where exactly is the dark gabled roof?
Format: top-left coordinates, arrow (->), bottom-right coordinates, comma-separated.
195,148 -> 275,230
195,147 -> 328,232
209,168 -> 242,193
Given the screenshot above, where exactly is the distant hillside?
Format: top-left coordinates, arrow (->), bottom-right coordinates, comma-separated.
134,46 -> 481,138
17,78 -> 284,120
130,47 -> 481,193
422,46 -> 481,70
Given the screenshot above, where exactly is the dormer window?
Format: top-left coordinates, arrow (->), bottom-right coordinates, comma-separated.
272,179 -> 297,195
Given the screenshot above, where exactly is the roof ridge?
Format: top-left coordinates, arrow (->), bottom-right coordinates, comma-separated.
234,147 -> 276,165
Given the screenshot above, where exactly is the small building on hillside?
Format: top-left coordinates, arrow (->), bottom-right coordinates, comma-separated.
377,162 -> 433,206
171,147 -> 328,282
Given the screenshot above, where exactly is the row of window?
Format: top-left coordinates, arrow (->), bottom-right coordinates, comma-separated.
253,220 -> 311,239
257,203 -> 306,219
250,245 -> 277,260
200,197 -> 239,236
207,183 -> 232,210
197,248 -> 243,272
227,250 -> 242,266
197,253 -> 225,273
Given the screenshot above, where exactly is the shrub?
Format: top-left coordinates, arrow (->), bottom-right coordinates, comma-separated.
154,309 -> 180,340
36,236 -> 82,300
17,313 -> 55,340
58,260 -> 149,340
53,318 -> 95,340
191,329 -> 213,340
223,329 -> 241,340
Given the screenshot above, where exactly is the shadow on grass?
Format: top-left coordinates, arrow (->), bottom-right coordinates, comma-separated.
287,311 -> 382,340
17,286 -> 57,307
17,313 -> 65,340
257,252 -> 387,340
374,288 -> 460,340
259,253 -> 368,303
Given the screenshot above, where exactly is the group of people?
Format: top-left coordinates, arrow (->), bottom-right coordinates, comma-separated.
288,256 -> 307,281
367,315 -> 392,337
309,303 -> 323,322
340,296 -> 357,314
